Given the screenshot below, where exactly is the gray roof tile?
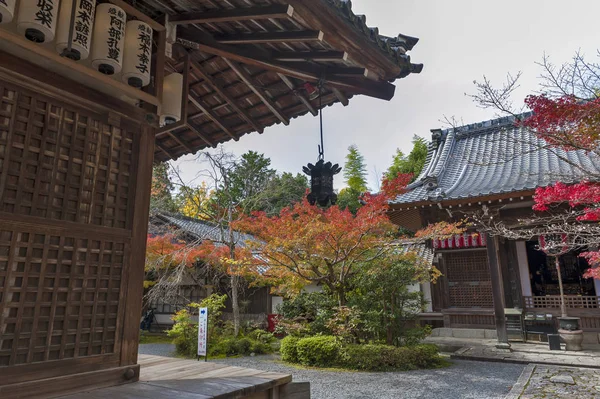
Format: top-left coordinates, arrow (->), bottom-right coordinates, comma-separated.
392,115 -> 600,204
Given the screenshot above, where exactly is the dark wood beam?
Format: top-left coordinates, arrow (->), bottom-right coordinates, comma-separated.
156,142 -> 174,159
167,130 -> 194,153
332,88 -> 349,106
188,58 -> 263,133
177,27 -> 396,101
224,59 -> 289,126
169,5 -> 294,25
188,93 -> 238,141
277,73 -> 317,116
327,67 -> 369,78
273,51 -> 348,62
214,31 -> 323,45
185,122 -> 215,148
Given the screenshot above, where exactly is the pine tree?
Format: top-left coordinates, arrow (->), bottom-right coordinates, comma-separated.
386,136 -> 428,182
150,163 -> 177,213
343,145 -> 368,192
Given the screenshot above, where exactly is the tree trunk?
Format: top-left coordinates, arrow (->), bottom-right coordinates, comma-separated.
231,273 -> 241,336
556,256 -> 568,318
228,204 -> 241,336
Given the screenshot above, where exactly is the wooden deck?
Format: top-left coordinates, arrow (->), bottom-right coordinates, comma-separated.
57,354 -> 308,399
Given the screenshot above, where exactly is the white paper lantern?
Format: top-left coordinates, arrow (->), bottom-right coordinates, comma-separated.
90,3 -> 125,75
121,20 -> 152,88
160,73 -> 183,126
0,0 -> 16,24
56,0 -> 96,60
17,0 -> 60,43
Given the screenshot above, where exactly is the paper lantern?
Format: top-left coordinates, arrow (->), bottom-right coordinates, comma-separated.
90,3 -> 125,75
0,0 -> 16,24
121,20 -> 152,88
160,73 -> 183,126
56,0 -> 96,60
17,0 -> 60,43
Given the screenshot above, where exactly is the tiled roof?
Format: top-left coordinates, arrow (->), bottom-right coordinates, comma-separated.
398,241 -> 434,267
328,0 -> 423,79
155,213 -> 257,248
391,114 -> 600,205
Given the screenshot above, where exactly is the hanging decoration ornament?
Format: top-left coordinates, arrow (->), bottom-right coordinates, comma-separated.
17,0 -> 60,43
302,80 -> 342,207
91,3 -> 125,75
56,0 -> 96,60
160,72 -> 183,126
121,20 -> 153,88
0,0 -> 16,24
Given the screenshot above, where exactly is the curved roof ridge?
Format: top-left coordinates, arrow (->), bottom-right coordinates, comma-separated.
325,0 -> 423,78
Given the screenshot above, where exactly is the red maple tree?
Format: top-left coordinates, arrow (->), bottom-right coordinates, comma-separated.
233,173 -> 435,305
523,95 -> 600,279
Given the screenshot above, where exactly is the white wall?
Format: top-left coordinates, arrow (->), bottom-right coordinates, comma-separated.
271,296 -> 284,314
421,282 -> 433,312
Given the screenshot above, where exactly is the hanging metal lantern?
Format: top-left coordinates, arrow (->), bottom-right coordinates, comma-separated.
0,0 -> 16,24
160,72 -> 183,126
17,0 -> 60,43
303,160 -> 342,207
121,20 -> 153,88
56,0 -> 96,60
91,3 -> 125,75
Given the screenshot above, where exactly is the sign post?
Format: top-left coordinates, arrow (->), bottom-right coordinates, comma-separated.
197,307 -> 208,362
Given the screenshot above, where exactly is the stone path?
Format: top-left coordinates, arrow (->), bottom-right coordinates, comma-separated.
506,364 -> 600,398
426,336 -> 600,368
452,341 -> 600,369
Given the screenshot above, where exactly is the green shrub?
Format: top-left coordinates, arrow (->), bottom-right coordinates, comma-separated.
296,336 -> 341,367
412,344 -> 445,368
280,336 -> 300,363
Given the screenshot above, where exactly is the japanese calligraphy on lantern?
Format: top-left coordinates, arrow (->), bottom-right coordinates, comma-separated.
35,0 -> 55,28
91,3 -> 125,74
136,24 -> 151,74
197,307 -> 208,357
56,0 -> 96,60
107,7 -> 125,62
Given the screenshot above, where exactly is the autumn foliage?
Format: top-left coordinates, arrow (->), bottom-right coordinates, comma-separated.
233,173 -> 428,304
522,94 -> 600,279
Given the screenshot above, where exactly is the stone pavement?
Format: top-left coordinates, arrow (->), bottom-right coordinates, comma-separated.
506,364 -> 600,398
425,336 -> 600,368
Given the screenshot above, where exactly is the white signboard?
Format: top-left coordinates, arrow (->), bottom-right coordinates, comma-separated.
197,307 -> 208,357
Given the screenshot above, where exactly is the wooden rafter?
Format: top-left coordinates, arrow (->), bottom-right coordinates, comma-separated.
224,59 -> 290,126
188,93 -> 238,141
273,51 -> 348,62
332,88 -> 349,106
177,28 -> 396,101
188,58 -> 263,133
156,141 -> 174,159
277,73 -> 317,116
214,31 -> 323,45
169,5 -> 294,25
185,122 -> 215,148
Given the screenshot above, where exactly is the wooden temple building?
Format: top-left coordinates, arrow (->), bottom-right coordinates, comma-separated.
0,0 -> 421,397
389,116 -> 600,344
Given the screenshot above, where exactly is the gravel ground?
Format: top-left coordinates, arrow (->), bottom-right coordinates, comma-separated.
139,344 -> 524,399
138,343 -> 176,357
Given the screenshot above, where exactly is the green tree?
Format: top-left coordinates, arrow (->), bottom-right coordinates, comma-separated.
251,172 -> 309,215
343,145 -> 368,192
150,162 -> 177,213
222,151 -> 276,209
386,136 -> 428,182
336,187 -> 362,215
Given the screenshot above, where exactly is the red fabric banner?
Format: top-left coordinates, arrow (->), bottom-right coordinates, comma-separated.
432,233 -> 487,249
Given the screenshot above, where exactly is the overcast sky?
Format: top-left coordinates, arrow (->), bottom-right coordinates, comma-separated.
174,0 -> 600,190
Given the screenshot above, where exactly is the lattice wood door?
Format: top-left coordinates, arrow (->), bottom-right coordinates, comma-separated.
445,251 -> 493,308
0,80 -> 141,384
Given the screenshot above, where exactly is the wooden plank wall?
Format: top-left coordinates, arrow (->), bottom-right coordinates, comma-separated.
0,65 -> 154,396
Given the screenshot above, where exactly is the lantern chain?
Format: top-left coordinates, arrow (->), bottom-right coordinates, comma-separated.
318,78 -> 325,161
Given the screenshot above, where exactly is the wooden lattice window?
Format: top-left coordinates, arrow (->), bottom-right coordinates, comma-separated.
0,225 -> 127,366
445,251 -> 493,308
0,84 -> 134,229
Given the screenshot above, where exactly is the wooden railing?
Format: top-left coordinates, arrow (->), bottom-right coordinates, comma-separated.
524,296 -> 600,309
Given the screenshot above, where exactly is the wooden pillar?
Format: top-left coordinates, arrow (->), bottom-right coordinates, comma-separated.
486,234 -> 511,349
